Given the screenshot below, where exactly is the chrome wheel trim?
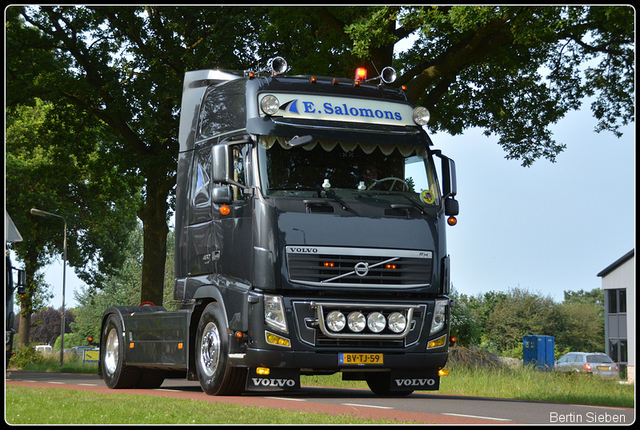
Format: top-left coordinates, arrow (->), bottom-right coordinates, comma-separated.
200,322 -> 221,377
104,328 -> 119,376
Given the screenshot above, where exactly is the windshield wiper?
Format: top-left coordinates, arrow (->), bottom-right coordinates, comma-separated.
369,192 -> 427,215
321,190 -> 358,215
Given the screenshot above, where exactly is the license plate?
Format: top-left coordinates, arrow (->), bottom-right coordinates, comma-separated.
598,366 -> 610,370
339,353 -> 383,365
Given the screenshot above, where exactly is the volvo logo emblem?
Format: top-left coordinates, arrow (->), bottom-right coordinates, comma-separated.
354,262 -> 369,277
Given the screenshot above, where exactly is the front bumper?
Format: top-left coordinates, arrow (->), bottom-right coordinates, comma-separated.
232,347 -> 448,372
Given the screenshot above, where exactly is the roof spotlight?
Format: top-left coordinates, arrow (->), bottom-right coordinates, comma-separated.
267,56 -> 288,75
380,66 -> 397,84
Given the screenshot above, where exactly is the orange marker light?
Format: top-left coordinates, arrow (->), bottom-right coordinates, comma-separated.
323,262 -> 335,268
355,67 -> 367,81
220,205 -> 231,216
385,264 -> 397,270
447,216 -> 457,226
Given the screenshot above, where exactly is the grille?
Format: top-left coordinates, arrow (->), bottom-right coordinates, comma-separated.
286,246 -> 433,288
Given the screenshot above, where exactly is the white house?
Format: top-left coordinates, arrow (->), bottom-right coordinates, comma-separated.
597,249 -> 635,383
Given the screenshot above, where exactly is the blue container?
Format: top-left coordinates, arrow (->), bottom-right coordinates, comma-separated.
523,335 -> 555,370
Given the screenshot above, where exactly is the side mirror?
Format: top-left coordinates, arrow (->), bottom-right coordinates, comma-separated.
212,185 -> 233,204
212,144 -> 231,183
17,269 -> 26,287
441,157 -> 457,199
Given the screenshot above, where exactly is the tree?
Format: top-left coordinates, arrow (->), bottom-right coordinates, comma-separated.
6,97 -> 140,345
345,6 -> 634,166
449,287 -> 482,347
482,288 -> 558,352
15,307 -> 75,347
553,301 -> 604,353
554,288 -> 605,352
7,6 -> 633,306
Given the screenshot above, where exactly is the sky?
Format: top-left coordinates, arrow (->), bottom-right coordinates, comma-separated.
434,109 -> 635,302
34,99 -> 634,310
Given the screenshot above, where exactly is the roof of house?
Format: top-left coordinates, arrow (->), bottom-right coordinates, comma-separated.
597,249 -> 635,278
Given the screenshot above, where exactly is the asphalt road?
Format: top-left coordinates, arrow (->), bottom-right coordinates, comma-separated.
6,370 -> 635,424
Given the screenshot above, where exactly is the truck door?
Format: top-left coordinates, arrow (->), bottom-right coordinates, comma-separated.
213,142 -> 253,282
186,145 -> 216,276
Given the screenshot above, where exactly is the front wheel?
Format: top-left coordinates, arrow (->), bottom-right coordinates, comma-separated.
195,302 -> 246,395
102,314 -> 141,389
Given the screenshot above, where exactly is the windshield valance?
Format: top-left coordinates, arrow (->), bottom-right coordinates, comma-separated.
260,135 -> 426,158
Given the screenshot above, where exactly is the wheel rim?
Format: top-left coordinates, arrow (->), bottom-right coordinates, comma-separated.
200,322 -> 221,377
104,328 -> 119,376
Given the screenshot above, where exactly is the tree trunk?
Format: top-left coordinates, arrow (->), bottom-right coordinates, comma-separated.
17,269 -> 36,346
138,180 -> 170,306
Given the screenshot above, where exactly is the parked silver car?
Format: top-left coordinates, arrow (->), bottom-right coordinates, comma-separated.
555,352 -> 619,378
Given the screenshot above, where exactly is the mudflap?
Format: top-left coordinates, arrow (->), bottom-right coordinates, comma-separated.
245,368 -> 300,392
390,369 -> 440,391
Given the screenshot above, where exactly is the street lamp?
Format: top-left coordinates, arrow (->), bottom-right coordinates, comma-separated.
30,208 -> 67,366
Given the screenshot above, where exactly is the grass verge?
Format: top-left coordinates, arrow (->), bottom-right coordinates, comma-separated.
5,386 -> 404,425
300,366 -> 634,408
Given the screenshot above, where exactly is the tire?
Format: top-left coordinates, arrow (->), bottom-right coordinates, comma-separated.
102,314 -> 141,389
195,302 -> 247,396
366,374 -> 414,397
136,369 -> 166,389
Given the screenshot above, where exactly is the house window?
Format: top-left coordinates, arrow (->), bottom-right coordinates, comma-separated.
607,289 -> 627,313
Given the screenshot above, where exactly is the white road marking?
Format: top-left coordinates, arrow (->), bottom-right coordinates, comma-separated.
442,412 -> 512,422
265,397 -> 307,402
342,403 -> 394,410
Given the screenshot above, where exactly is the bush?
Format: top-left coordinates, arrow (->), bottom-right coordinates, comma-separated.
9,344 -> 45,369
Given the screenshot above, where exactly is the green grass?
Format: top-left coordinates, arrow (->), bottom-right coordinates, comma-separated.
19,356 -> 99,374
437,365 -> 633,408
300,365 -> 634,409
5,386 -> 403,424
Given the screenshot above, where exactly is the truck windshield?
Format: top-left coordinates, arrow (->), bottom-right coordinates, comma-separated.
258,136 -> 440,206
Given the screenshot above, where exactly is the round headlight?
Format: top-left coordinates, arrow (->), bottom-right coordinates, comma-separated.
326,311 -> 345,332
347,312 -> 366,332
388,312 -> 407,333
260,95 -> 280,115
367,312 -> 386,333
412,106 -> 430,125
